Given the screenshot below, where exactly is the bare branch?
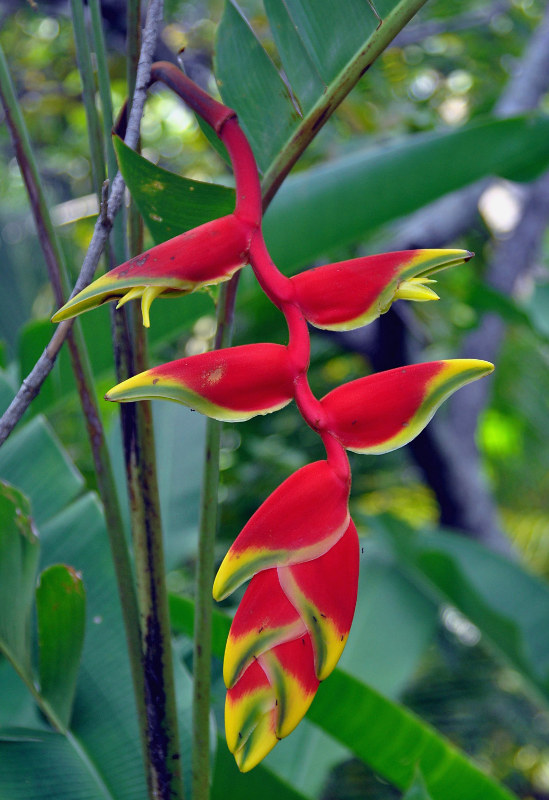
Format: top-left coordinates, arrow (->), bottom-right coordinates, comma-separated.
0,0 -> 164,446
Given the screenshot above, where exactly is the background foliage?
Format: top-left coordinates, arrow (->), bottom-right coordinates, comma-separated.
1,1 -> 549,798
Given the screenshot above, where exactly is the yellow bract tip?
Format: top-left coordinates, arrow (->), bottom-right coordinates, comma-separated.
141,286 -> 164,328
395,279 -> 440,303
116,286 -> 143,310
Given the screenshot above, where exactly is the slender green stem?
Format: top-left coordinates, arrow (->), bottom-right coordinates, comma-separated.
88,0 -> 119,185
192,277 -> 239,800
127,0 -> 144,258
70,0 -> 105,198
261,0 -> 430,206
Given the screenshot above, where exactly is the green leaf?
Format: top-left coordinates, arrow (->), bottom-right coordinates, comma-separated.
375,519 -> 549,706
308,670 -> 517,800
212,737 -> 310,800
264,719 -> 350,798
36,565 -> 86,730
403,769 -> 434,800
262,0 -> 325,115
263,115 -> 549,271
264,0 -> 378,90
339,556 -> 438,698
215,0 -> 301,173
0,730 -> 114,800
0,415 -> 84,526
113,135 -> 235,245
0,481 -> 39,680
215,0 -> 428,185
40,493 -> 146,799
169,595 -> 516,800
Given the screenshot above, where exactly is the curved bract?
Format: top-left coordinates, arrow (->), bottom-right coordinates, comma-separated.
291,249 -> 471,331
52,214 -> 252,327
222,517 -> 359,772
105,343 -> 296,422
321,359 -> 494,454
213,461 -> 351,601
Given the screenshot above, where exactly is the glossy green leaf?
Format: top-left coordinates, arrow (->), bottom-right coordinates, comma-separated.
0,481 -> 39,680
264,0 -> 378,89
403,770 -> 434,800
169,595 -> 516,799
215,0 -> 428,180
39,493 -> 146,799
215,0 -> 300,173
113,135 -> 235,245
36,565 -> 86,730
339,556 -> 438,698
264,719 -> 350,798
374,519 -> 549,706
308,670 -> 517,800
263,115 -> 549,271
0,416 -> 84,526
262,0 -> 325,115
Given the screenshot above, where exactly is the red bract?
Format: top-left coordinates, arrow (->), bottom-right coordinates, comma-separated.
291,249 -> 471,331
321,359 -> 494,454
105,343 -> 296,422
223,524 -> 359,772
213,460 -> 351,601
52,214 -> 253,327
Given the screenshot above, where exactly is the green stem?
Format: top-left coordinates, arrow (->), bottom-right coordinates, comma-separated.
70,0 -> 105,199
260,0 -> 430,206
192,277 -> 239,800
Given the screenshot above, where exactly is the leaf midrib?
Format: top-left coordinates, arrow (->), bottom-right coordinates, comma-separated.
261,0 -> 430,206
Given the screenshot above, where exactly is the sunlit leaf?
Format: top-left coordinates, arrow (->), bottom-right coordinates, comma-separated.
0,481 -> 39,680
264,115 -> 549,271
113,135 -> 235,245
36,565 -> 86,730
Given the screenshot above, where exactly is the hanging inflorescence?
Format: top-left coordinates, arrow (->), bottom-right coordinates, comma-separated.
53,62 -> 493,772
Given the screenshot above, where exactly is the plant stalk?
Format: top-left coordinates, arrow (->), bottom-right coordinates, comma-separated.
192,277 -> 239,799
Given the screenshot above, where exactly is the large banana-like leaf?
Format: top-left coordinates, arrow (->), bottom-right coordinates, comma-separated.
215,0 -> 429,195
372,516 -> 549,707
169,595 -> 518,800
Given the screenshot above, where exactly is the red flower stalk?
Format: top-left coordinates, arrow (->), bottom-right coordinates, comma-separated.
51,66 -> 495,771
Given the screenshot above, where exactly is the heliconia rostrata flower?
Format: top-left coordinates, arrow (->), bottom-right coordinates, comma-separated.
52,61 -> 494,771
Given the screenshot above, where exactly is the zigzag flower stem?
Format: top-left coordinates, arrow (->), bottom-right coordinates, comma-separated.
52,64 -> 494,773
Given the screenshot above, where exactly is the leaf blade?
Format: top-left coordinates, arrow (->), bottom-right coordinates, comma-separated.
36,564 -> 86,730
0,481 -> 39,680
